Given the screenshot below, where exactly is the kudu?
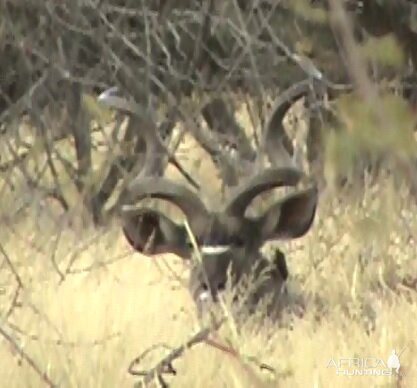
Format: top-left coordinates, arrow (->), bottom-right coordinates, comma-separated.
98,85 -> 318,321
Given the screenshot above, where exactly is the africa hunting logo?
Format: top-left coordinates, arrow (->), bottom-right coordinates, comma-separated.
327,348 -> 405,377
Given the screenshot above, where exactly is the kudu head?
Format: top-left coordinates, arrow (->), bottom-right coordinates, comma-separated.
121,168 -> 317,318
98,84 -> 318,320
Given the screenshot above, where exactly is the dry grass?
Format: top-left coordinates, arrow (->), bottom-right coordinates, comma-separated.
1,90 -> 416,388
0,168 -> 416,387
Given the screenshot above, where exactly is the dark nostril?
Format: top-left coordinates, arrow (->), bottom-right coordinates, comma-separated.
201,283 -> 209,291
233,236 -> 245,247
217,282 -> 226,291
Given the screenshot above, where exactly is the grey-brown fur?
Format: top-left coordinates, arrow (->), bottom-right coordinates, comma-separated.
118,169 -> 318,320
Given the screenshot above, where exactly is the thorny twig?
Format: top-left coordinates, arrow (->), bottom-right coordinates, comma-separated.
0,243 -> 25,318
3,284 -> 22,320
0,243 -> 23,288
7,322 -> 121,348
64,249 -> 132,275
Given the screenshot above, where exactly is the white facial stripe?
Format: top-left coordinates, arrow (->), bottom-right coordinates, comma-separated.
200,245 -> 232,255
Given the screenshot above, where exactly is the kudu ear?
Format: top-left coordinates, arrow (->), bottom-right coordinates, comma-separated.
260,186 -> 318,240
121,207 -> 191,258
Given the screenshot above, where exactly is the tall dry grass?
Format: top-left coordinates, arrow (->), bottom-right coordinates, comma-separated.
1,95 -> 416,387
0,166 -> 416,387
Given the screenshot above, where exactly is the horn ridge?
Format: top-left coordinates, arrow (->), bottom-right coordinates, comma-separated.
125,177 -> 209,236
262,80 -> 311,167
98,86 -> 200,190
98,86 -> 143,115
264,80 -> 311,137
224,167 -> 304,217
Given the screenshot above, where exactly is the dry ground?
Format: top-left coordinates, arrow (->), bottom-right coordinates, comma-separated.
1,103 -> 417,388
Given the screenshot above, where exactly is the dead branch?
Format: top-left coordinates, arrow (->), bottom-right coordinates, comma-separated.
129,319 -> 225,387
128,316 -> 276,387
0,324 -> 58,388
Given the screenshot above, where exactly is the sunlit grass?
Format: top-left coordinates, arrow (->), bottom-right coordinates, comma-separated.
0,170 -> 416,387
1,86 -> 417,387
